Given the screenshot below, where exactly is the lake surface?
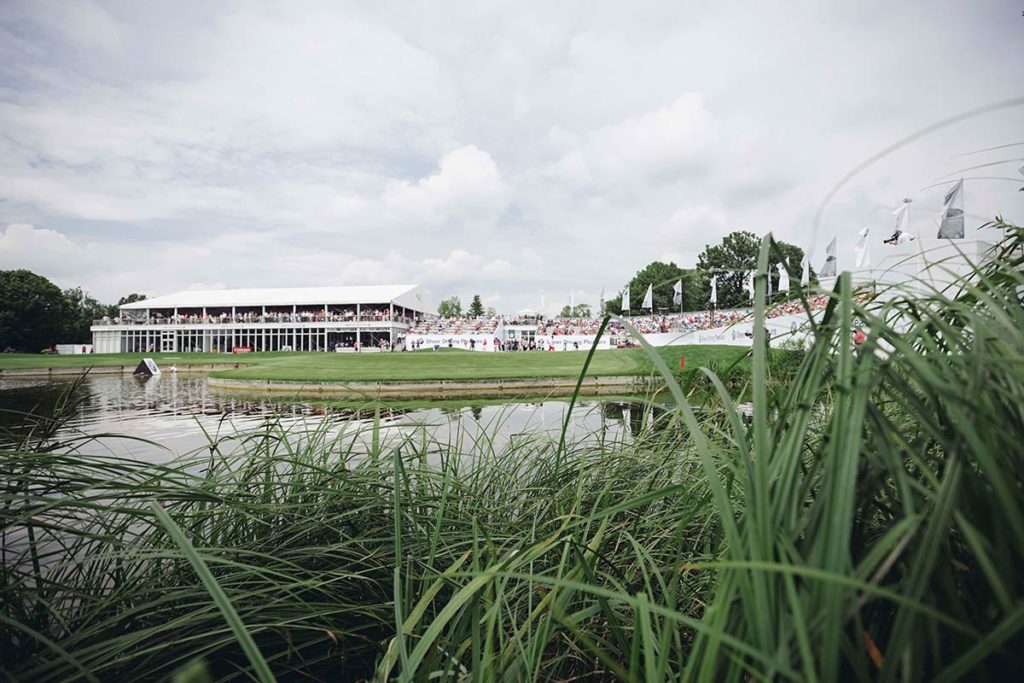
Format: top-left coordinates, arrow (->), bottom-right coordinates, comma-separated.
0,374 -> 657,463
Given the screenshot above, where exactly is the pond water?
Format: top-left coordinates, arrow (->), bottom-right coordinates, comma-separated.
0,374 -> 662,463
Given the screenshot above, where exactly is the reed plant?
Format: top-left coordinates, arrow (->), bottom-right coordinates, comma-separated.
2,220 -> 1023,681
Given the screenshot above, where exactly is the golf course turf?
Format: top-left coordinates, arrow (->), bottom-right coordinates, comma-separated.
0,345 -> 749,382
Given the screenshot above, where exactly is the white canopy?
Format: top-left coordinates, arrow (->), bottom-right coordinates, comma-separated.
122,284 -> 429,313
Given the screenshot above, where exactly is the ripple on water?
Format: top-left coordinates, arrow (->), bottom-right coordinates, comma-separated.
1,374 -> 654,463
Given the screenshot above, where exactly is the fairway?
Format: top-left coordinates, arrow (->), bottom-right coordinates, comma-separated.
0,346 -> 749,382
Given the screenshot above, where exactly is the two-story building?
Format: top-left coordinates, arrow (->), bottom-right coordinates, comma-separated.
91,284 -> 430,353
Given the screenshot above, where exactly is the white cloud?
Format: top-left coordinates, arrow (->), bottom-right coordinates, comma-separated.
1,1 -> 1022,313
546,94 -> 717,188
382,146 -> 508,227
30,0 -> 125,53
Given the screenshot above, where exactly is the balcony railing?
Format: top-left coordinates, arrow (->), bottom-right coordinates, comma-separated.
93,313 -> 415,326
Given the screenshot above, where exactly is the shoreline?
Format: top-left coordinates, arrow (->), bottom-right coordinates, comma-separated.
208,374 -> 660,399
0,363 -> 663,399
0,363 -> 250,379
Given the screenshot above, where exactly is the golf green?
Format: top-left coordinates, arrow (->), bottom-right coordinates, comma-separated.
0,346 -> 747,382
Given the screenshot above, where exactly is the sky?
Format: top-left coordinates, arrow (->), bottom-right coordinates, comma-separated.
0,0 -> 1022,314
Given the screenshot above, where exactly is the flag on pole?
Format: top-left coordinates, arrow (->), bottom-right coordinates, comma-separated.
641,283 -> 653,310
709,276 -> 717,305
743,271 -> 755,301
599,288 -> 605,315
937,178 -> 964,239
854,227 -> 871,269
801,255 -> 810,287
621,285 -> 630,312
777,262 -> 790,293
888,201 -> 916,244
820,237 -> 837,277
672,279 -> 683,306
894,201 -> 910,233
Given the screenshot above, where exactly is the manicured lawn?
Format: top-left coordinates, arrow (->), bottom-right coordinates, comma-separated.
0,346 -> 751,382
0,352 -> 245,369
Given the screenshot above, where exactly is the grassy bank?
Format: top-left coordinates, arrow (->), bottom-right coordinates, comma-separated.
3,222 -> 1023,681
0,345 -> 751,382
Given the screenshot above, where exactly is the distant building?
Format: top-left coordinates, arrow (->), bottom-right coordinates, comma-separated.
90,284 -> 430,353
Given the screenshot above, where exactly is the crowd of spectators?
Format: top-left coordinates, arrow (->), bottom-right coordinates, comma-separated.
94,297 -> 832,333
95,309 -> 416,326
765,295 -> 830,320
408,297 -> 829,339
407,316 -> 503,335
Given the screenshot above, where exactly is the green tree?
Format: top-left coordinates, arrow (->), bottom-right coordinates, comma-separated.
696,231 -> 811,309
559,303 -> 593,318
116,293 -> 147,307
676,268 -> 704,312
0,270 -> 68,352
605,261 -> 689,315
468,294 -> 484,317
437,296 -> 462,317
62,287 -> 110,342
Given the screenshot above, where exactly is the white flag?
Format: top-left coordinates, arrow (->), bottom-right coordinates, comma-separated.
709,275 -> 717,305
854,227 -> 871,269
801,255 -> 810,286
937,178 -> 964,239
777,262 -> 790,293
893,201 -> 910,234
820,237 -> 837,277
621,285 -> 630,312
743,271 -> 755,301
672,279 -> 683,306
641,283 -> 653,310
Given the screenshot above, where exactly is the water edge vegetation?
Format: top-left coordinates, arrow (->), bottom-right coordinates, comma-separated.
2,221 -> 1023,681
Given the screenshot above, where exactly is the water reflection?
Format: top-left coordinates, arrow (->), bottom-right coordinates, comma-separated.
0,374 -> 667,463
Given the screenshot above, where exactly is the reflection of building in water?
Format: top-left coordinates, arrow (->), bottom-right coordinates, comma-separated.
91,285 -> 431,354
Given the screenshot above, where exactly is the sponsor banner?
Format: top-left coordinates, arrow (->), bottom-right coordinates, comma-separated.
535,335 -> 613,352
406,334 -> 501,351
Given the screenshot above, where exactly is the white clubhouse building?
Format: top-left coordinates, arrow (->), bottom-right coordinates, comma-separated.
91,284 -> 431,354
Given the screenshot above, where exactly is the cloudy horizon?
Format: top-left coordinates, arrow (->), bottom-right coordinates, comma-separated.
1,0 -> 1022,314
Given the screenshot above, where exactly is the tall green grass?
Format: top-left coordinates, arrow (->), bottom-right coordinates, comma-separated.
2,220 -> 1023,680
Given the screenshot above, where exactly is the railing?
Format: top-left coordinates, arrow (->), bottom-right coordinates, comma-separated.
92,314 -> 416,326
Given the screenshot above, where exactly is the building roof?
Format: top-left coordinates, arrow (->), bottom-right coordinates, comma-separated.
121,284 -> 428,311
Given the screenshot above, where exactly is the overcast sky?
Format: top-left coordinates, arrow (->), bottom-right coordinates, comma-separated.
1,0 -> 1021,313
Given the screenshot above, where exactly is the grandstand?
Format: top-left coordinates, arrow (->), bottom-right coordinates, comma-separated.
90,285 -> 431,353
405,296 -> 832,352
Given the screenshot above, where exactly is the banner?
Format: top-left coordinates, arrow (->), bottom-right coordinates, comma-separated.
820,237 -> 837,277
777,262 -> 790,293
937,178 -> 964,239
854,227 -> 870,269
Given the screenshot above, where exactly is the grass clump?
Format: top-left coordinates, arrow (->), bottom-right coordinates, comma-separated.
2,219 -> 1024,681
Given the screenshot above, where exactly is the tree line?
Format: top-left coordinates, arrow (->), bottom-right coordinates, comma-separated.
604,230 -> 812,315
433,231 -> 815,320
437,294 -> 491,318
0,269 -> 144,352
